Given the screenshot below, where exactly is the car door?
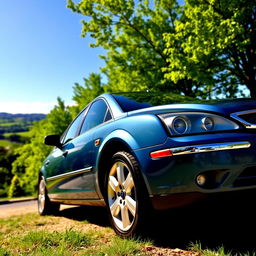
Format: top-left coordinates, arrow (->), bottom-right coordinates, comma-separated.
45,107 -> 94,200
46,99 -> 112,201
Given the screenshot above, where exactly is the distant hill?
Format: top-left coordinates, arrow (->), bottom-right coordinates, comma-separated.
0,112 -> 46,122
0,113 -> 46,139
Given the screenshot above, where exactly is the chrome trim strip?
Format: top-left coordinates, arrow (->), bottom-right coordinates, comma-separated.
46,167 -> 92,181
231,109 -> 256,129
50,198 -> 106,207
170,141 -> 251,156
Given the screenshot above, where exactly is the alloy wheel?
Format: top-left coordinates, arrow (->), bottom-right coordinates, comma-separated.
107,161 -> 137,232
38,179 -> 46,214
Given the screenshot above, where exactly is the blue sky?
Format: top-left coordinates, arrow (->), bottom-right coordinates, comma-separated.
0,0 -> 104,113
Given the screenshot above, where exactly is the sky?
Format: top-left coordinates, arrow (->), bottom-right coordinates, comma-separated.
0,0 -> 104,114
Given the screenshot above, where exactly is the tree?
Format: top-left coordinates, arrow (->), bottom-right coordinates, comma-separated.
8,175 -> 23,198
163,0 -> 256,98
67,0 -> 204,97
0,146 -> 17,197
72,73 -> 105,113
11,98 -> 72,196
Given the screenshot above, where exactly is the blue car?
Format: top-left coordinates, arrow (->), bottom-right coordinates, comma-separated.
38,93 -> 256,237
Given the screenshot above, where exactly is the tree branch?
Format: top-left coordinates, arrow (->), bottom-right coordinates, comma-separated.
121,15 -> 168,64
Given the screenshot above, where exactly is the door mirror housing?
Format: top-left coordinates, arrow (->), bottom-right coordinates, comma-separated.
44,135 -> 62,148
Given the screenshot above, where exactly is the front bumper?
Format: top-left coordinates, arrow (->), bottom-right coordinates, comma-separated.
134,131 -> 256,210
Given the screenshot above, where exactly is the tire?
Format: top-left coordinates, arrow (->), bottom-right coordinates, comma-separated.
104,151 -> 149,237
38,177 -> 60,216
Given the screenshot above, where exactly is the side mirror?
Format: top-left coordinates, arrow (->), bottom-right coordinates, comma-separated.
44,135 -> 62,148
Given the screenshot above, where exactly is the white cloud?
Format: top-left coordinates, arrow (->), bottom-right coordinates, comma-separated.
0,101 -> 73,114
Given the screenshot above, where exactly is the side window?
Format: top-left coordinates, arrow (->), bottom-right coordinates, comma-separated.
80,100 -> 111,134
62,109 -> 86,144
104,109 -> 112,122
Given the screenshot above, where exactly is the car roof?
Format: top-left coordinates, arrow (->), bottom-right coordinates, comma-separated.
98,93 -> 256,117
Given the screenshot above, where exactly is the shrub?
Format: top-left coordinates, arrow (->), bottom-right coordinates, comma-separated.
8,175 -> 24,198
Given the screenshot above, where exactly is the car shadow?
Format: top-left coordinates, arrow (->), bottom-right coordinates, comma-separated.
58,191 -> 256,254
146,191 -> 256,254
59,205 -> 109,227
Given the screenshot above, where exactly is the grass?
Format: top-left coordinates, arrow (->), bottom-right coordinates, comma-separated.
0,213 -> 150,256
0,122 -> 21,127
0,139 -> 20,148
189,241 -> 256,256
0,140 -> 12,147
3,131 -> 31,138
0,195 -> 35,201
0,213 -> 255,256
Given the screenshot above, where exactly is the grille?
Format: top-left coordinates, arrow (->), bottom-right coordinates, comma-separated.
233,166 -> 256,187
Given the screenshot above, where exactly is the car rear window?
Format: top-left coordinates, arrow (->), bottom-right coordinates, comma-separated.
112,94 -> 152,112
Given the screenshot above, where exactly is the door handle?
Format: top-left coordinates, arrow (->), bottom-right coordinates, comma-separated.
45,160 -> 50,166
62,151 -> 68,157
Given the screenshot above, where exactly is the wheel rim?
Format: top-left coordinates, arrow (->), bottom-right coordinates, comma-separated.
107,161 -> 137,232
38,179 -> 46,213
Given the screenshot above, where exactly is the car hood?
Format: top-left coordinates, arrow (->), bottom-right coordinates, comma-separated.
127,98 -> 256,117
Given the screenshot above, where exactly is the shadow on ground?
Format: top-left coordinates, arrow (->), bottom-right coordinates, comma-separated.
59,205 -> 109,227
59,190 -> 256,254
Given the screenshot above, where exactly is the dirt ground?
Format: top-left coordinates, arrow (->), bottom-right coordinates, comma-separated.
0,200 -> 201,256
1,198 -> 256,255
0,200 -> 75,219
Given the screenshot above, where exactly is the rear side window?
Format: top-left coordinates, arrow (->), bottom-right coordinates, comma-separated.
80,99 -> 111,134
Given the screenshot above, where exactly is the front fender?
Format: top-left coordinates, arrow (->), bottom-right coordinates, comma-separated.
97,129 -> 139,164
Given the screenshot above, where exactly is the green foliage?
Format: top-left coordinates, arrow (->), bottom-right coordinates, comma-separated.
0,140 -> 12,147
163,0 -> 256,98
72,73 -> 105,115
8,175 -> 24,198
67,0 -> 198,96
0,147 -> 17,197
67,0 -> 256,98
46,98 -> 73,135
0,167 -> 10,197
11,99 -> 72,196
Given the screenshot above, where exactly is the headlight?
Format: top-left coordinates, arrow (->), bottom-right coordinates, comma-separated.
202,117 -> 214,131
168,116 -> 191,135
159,112 -> 239,135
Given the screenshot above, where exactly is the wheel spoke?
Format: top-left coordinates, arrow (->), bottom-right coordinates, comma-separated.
109,176 -> 120,192
126,195 -> 136,217
117,164 -> 125,185
39,182 -> 44,194
110,198 -> 120,217
121,206 -> 131,229
123,173 -> 134,193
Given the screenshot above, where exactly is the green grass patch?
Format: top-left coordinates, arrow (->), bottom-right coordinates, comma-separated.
99,236 -> 148,256
0,140 -> 12,147
0,122 -> 21,127
22,229 -> 93,252
0,213 -> 152,256
0,213 -> 255,256
188,241 -> 256,256
0,248 -> 11,256
4,131 -> 31,138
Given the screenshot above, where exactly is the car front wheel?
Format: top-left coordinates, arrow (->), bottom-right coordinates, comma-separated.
105,151 -> 148,237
